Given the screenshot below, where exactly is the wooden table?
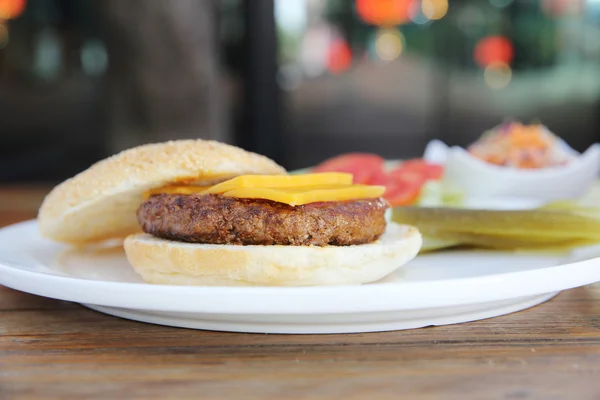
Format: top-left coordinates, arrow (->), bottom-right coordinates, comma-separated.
2,187 -> 600,400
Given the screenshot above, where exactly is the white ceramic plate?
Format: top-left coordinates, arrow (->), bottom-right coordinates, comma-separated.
2,221 -> 600,334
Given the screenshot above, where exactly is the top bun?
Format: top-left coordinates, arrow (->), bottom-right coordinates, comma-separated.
38,140 -> 286,244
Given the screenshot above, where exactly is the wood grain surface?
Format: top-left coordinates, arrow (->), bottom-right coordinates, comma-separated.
1,187 -> 600,400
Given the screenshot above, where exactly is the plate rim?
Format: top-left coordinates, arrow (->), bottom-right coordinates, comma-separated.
1,220 -> 600,314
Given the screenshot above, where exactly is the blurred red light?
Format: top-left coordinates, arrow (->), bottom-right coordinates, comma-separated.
328,38 -> 352,74
0,0 -> 26,20
356,0 -> 415,26
474,36 -> 514,68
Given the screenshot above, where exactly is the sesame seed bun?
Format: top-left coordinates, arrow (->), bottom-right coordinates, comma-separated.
124,223 -> 422,286
38,140 -> 286,244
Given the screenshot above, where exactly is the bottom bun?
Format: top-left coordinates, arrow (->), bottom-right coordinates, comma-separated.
124,222 -> 422,286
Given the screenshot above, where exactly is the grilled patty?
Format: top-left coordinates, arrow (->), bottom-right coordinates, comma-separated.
137,193 -> 388,246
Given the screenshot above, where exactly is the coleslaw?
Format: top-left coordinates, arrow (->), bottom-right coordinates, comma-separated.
467,121 -> 573,169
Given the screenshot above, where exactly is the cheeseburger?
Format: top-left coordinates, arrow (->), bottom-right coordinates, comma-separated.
38,140 -> 421,286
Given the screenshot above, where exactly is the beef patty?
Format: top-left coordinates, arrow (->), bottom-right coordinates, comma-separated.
137,193 -> 388,246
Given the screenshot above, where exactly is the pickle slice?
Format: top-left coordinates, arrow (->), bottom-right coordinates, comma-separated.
392,207 -> 600,240
418,230 -> 598,250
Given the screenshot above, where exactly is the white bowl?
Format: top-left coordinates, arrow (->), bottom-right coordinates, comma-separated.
423,139 -> 600,202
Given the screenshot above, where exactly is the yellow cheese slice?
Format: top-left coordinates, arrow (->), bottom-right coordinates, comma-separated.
143,174 -> 383,206
203,173 -> 353,194
222,184 -> 385,206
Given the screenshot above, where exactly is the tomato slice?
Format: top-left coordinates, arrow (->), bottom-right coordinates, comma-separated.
383,175 -> 424,206
313,153 -> 386,185
313,155 -> 444,206
391,169 -> 425,185
392,159 -> 444,180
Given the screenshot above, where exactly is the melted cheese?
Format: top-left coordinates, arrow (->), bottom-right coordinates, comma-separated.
144,173 -> 384,206
222,184 -> 385,206
203,173 -> 353,194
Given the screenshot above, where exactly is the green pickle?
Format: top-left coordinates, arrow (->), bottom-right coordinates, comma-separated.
393,206 -> 600,251
419,231 -> 598,250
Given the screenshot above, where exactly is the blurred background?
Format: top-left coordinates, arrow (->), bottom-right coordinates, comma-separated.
2,0 -> 600,182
